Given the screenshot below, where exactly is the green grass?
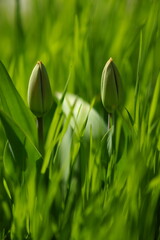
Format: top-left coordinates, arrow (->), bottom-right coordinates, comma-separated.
0,0 -> 160,239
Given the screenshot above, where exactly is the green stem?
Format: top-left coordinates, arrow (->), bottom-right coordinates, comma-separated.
107,113 -> 116,156
37,117 -> 44,156
108,113 -> 112,129
112,113 -> 115,129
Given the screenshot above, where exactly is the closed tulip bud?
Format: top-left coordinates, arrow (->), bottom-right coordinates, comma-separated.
101,58 -> 124,113
28,61 -> 53,117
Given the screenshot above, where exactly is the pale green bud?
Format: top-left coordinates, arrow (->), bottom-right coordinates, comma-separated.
101,58 -> 123,113
28,61 -> 53,117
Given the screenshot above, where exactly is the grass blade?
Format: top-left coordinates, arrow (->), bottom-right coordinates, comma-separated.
0,61 -> 37,144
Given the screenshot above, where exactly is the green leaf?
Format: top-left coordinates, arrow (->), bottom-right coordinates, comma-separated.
0,61 -> 37,144
101,125 -> 114,156
0,110 -> 41,175
148,72 -> 160,132
3,178 -> 12,200
148,176 -> 160,191
41,104 -> 65,173
124,107 -> 134,126
3,141 -> 17,182
134,31 -> 142,120
0,119 -> 6,160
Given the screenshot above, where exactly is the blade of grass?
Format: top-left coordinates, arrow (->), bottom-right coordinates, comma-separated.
0,61 -> 37,144
148,72 -> 160,133
134,31 -> 142,121
0,110 -> 41,172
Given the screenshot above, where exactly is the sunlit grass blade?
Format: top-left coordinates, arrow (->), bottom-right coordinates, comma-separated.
148,72 -> 160,133
41,104 -> 65,174
134,31 -> 142,121
0,61 -> 37,144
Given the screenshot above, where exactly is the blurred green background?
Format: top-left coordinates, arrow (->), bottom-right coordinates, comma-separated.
0,0 -> 159,105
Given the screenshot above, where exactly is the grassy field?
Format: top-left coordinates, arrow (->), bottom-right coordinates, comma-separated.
0,0 -> 160,239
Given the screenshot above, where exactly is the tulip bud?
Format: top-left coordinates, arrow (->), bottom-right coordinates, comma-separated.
101,58 -> 124,113
28,61 -> 53,117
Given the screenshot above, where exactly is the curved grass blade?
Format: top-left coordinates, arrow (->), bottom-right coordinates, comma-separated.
0,110 -> 41,175
0,61 -> 37,144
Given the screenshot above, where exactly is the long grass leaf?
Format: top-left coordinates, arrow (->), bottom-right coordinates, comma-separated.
0,61 -> 37,144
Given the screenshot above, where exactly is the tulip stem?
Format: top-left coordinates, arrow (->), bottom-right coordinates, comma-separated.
37,117 -> 44,156
108,113 -> 112,129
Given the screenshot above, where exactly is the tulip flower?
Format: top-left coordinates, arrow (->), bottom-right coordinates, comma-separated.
28,61 -> 53,117
101,58 -> 123,113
